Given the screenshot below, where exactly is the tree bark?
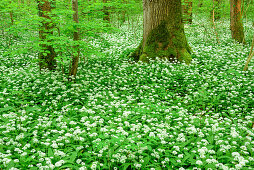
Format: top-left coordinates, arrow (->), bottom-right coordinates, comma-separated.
37,0 -> 57,71
243,34 -> 254,71
230,0 -> 245,43
210,0 -> 221,21
9,1 -> 14,25
103,0 -> 110,23
119,0 -> 127,25
182,0 -> 192,24
69,0 -> 80,78
212,0 -> 220,43
130,0 -> 191,64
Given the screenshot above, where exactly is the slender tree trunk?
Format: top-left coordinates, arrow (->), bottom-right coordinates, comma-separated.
69,0 -> 80,78
130,0 -> 191,64
103,0 -> 110,23
9,12 -> 14,26
210,0 -> 221,21
119,0 -> 127,25
182,0 -> 192,24
230,0 -> 245,43
37,0 -> 57,71
212,0 -> 220,43
9,1 -> 14,25
243,34 -> 254,71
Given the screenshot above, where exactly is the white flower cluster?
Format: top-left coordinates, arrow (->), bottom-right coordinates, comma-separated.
232,152 -> 249,169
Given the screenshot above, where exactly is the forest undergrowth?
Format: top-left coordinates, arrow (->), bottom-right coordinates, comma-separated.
0,18 -> 253,169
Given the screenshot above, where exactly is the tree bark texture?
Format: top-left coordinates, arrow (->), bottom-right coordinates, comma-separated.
37,0 -> 57,71
69,0 -> 80,78
130,0 -> 191,64
182,0 -> 192,24
230,0 -> 245,43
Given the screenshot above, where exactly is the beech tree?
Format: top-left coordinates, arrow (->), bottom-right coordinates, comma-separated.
37,0 -> 57,71
130,0 -> 191,64
230,0 -> 245,43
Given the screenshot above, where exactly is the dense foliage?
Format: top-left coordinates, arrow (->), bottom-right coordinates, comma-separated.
0,14 -> 254,169
0,0 -> 254,169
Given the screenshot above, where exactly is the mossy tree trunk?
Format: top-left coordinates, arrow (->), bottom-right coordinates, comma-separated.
69,0 -> 80,78
130,0 -> 191,64
230,0 -> 245,43
37,0 -> 57,71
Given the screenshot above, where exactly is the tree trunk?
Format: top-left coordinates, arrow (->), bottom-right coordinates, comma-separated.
243,34 -> 254,71
9,1 -> 14,25
212,0 -> 220,43
9,11 -> 14,26
69,0 -> 80,78
130,0 -> 191,64
37,0 -> 57,71
119,0 -> 127,25
103,0 -> 110,23
210,0 -> 221,21
182,0 -> 192,24
230,0 -> 245,43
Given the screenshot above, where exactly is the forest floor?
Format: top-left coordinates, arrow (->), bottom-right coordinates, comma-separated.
0,19 -> 253,169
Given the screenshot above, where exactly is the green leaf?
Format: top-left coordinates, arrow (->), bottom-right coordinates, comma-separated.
59,163 -> 76,169
121,163 -> 131,170
48,148 -> 54,157
69,151 -> 78,162
0,106 -> 14,112
6,160 -> 15,169
26,106 -> 41,112
144,156 -> 150,165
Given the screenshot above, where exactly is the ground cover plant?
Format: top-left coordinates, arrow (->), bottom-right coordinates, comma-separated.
0,16 -> 254,170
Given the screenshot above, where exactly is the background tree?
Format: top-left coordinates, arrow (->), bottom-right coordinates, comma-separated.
212,0 -> 220,43
243,34 -> 254,71
37,0 -> 57,71
211,0 -> 221,20
9,1 -> 14,25
130,0 -> 191,64
182,0 -> 193,24
230,0 -> 245,43
69,0 -> 80,78
103,0 -> 110,23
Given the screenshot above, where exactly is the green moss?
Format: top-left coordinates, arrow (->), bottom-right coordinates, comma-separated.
146,21 -> 170,45
128,19 -> 192,64
178,48 -> 192,65
139,53 -> 149,63
186,42 -> 192,54
172,28 -> 186,48
129,41 -> 143,61
143,21 -> 171,60
234,22 -> 245,43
